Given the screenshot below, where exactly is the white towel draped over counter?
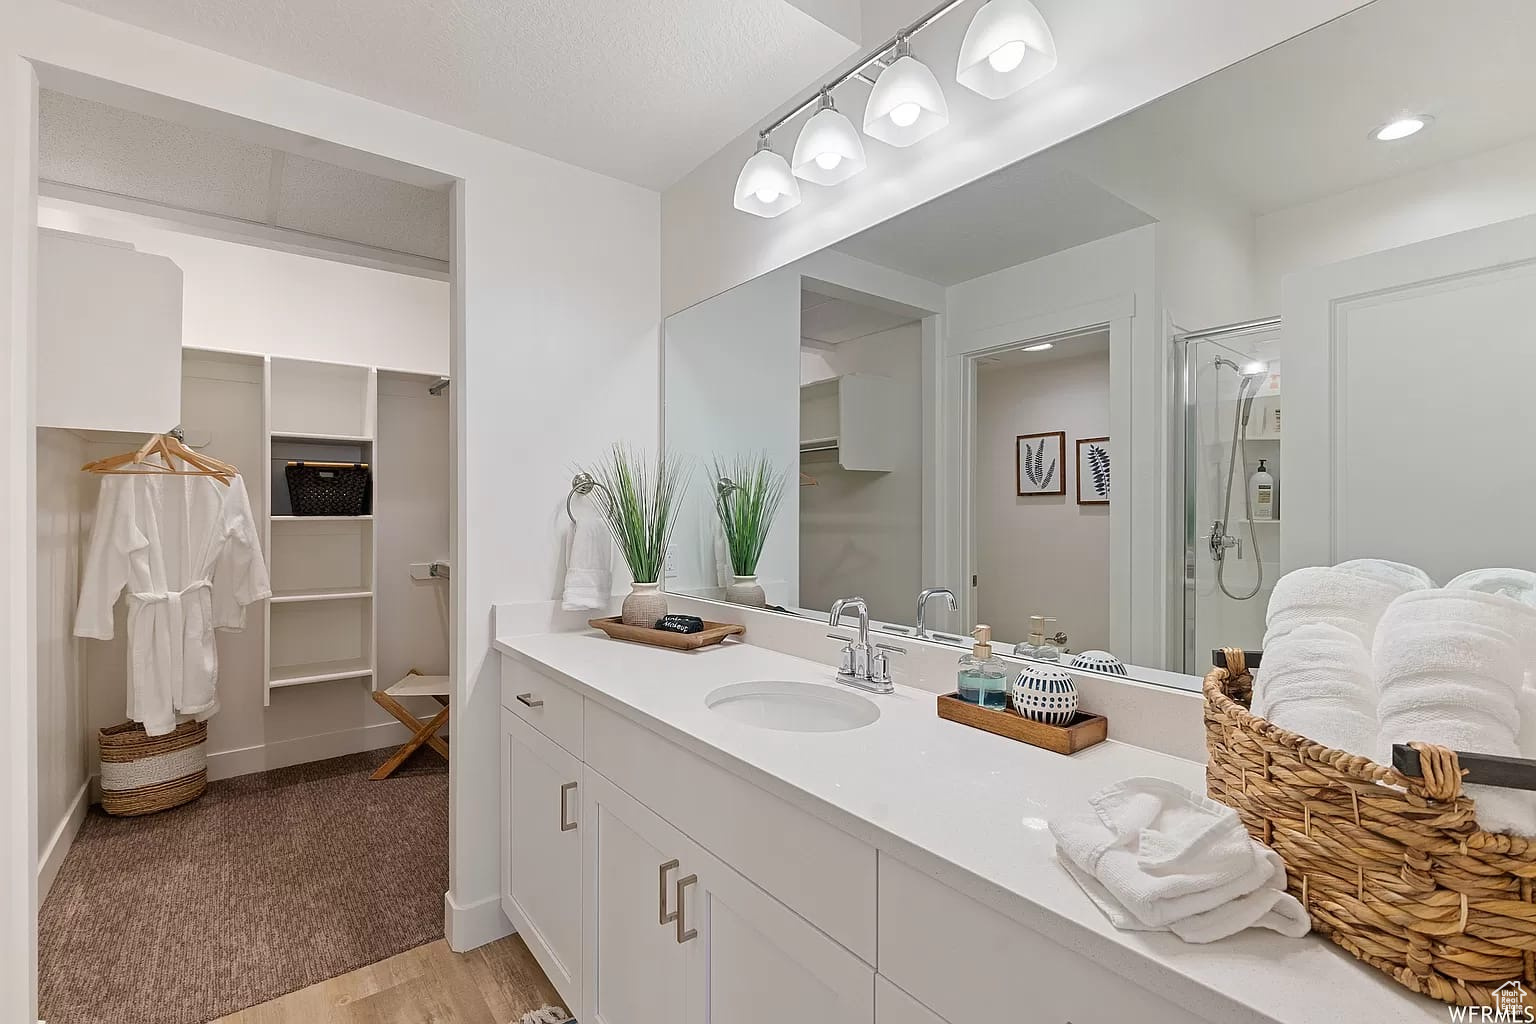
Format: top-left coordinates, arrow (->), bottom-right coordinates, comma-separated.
1051,778 -> 1310,943
561,505 -> 613,612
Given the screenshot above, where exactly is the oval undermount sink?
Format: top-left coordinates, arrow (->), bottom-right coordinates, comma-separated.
705,680 -> 881,733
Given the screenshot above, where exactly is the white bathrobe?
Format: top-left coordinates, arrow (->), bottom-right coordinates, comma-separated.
75,472 -> 271,736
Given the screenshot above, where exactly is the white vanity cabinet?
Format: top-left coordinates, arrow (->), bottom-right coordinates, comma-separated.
499,709 -> 583,1004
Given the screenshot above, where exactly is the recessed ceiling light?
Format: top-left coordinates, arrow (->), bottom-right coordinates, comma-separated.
1372,115 -> 1431,142
1022,342 -> 1053,352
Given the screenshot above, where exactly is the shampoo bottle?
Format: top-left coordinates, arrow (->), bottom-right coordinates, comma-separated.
1249,460 -> 1276,522
957,625 -> 1008,709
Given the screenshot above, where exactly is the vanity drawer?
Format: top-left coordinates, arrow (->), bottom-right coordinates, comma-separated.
501,655 -> 584,756
878,854 -> 1188,1024
584,700 -> 877,963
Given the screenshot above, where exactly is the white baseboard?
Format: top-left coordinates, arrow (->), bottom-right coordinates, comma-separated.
444,890 -> 513,952
206,720 -> 421,781
38,779 -> 90,902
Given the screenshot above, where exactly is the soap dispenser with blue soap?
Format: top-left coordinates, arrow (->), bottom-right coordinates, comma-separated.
957,624 -> 1008,709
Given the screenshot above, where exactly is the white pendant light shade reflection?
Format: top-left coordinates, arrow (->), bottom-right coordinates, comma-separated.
864,43 -> 949,147
791,93 -> 866,186
733,137 -> 801,218
956,0 -> 1057,99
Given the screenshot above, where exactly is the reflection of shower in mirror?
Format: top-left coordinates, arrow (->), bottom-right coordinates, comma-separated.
1210,357 -> 1267,601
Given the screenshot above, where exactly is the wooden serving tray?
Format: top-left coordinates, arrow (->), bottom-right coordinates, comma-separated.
936,693 -> 1107,754
588,616 -> 745,651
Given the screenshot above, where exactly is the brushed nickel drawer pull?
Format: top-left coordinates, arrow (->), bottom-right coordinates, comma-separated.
675,874 -> 698,944
659,859 -> 680,924
516,693 -> 543,708
559,781 -> 578,832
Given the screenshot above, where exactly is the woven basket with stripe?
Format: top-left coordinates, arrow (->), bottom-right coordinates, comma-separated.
1204,648 -> 1536,1008
98,720 -> 208,816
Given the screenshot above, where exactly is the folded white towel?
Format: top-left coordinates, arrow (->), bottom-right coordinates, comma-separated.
1050,778 -> 1309,942
561,508 -> 612,612
1448,568 -> 1536,609
1375,589 -> 1536,835
1252,623 -> 1376,758
1264,563 -> 1430,650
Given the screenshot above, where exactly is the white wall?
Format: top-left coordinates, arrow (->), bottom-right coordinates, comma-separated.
3,5 -> 661,1008
661,0 -> 1368,315
974,348 -> 1110,651
664,268 -> 801,605
799,322 -> 922,623
38,199 -> 449,374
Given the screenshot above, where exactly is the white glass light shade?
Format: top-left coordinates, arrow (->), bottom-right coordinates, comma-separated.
956,0 -> 1057,99
791,105 -> 866,185
733,143 -> 801,218
864,54 -> 949,147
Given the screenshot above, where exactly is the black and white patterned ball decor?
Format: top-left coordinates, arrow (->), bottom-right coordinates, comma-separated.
1012,664 -> 1078,726
1068,649 -> 1128,676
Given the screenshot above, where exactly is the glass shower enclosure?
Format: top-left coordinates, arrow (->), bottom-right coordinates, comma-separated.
1179,319 -> 1283,673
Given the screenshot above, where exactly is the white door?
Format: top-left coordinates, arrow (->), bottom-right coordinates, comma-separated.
683,839 -> 875,1024
500,710 -> 583,1008
582,772 -> 691,1024
1282,213 -> 1536,577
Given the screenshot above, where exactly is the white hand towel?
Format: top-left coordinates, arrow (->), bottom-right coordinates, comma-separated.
1252,623 -> 1376,758
561,509 -> 612,612
1374,589 -> 1536,835
1050,777 -> 1309,942
1264,563 -> 1430,650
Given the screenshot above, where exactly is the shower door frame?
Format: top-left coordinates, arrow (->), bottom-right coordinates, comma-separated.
1172,315 -> 1281,674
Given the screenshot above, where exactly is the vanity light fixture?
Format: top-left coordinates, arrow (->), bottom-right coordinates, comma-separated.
733,135 -> 802,218
956,0 -> 1058,99
1372,115 -> 1431,141
734,0 -> 1057,215
1022,342 -> 1053,352
792,91 -> 867,186
864,38 -> 950,147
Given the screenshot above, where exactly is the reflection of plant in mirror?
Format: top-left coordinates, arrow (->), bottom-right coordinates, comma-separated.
1024,437 -> 1056,489
712,453 -> 789,577
1087,444 -> 1109,498
582,444 -> 691,585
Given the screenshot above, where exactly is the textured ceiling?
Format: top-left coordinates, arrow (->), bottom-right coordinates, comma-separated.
833,160 -> 1155,286
39,90 -> 451,260
54,0 -> 859,190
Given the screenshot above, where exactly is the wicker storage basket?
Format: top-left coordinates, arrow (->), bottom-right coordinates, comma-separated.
285,461 -> 371,516
1204,648 -> 1536,1007
97,720 -> 208,816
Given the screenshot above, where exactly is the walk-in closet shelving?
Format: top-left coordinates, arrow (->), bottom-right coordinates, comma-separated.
263,356 -> 379,705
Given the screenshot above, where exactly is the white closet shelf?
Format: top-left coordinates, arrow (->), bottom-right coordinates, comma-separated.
269,587 -> 374,604
269,657 -> 373,688
270,431 -> 374,444
271,514 -> 373,523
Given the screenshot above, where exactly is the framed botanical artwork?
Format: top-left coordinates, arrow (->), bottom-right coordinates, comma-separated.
1016,431 -> 1066,496
1076,436 -> 1110,504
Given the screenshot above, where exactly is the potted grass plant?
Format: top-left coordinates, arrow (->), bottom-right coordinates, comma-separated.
584,444 -> 691,627
712,454 -> 789,608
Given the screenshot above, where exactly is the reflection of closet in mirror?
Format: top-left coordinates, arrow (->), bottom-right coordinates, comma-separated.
799,289 -> 921,625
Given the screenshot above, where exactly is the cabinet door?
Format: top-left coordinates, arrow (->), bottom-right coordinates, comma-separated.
684,840 -> 875,1024
501,710 -> 583,1008
583,772 -> 691,1024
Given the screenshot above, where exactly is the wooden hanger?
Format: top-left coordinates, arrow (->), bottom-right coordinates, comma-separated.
82,433 -> 238,484
800,471 -> 818,487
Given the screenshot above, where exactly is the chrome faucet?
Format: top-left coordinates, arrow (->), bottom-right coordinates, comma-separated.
827,596 -> 898,694
916,587 -> 957,639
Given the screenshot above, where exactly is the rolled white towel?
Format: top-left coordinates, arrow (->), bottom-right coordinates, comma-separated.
1519,680 -> 1536,758
1375,589 -> 1536,835
1264,563 -> 1429,650
1253,623 -> 1376,758
1336,558 -> 1437,593
1448,568 -> 1536,608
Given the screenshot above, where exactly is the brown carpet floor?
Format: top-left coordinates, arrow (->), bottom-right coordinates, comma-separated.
39,746 -> 448,1024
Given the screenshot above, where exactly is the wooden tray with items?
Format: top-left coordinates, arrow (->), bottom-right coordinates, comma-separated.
936,693 -> 1107,754
588,617 -> 744,651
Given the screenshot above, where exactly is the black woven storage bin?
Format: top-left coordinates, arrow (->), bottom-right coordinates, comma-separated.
286,461 -> 371,516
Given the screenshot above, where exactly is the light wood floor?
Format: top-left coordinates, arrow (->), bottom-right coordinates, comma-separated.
214,935 -> 569,1024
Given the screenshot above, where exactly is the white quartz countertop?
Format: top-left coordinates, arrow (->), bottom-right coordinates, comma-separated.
494,631 -> 1443,1024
